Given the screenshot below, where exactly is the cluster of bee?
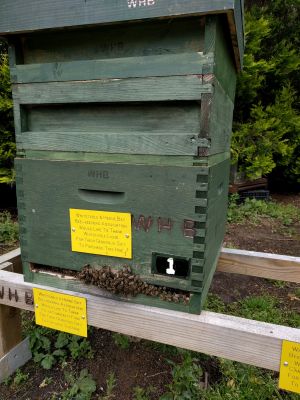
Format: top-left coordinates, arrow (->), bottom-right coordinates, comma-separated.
77,265 -> 190,305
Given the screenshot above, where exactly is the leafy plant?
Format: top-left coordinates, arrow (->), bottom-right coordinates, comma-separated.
160,352 -> 203,400
12,369 -> 29,386
99,372 -> 117,400
232,2 -> 300,185
0,47 -> 15,184
202,359 -> 299,400
133,386 -> 155,400
29,327 -> 93,370
61,369 -> 96,400
227,196 -> 300,226
112,333 -> 131,350
0,211 -> 19,244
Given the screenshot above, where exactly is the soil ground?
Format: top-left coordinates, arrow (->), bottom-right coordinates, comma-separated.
0,193 -> 299,400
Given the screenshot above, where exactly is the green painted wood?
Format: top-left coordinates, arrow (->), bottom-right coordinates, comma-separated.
22,262 -> 192,313
20,18 -> 205,65
19,132 -> 207,156
17,156 -> 231,312
20,151 -> 231,168
16,159 -> 204,275
0,0 -> 244,68
25,102 -> 200,135
11,53 -> 214,84
21,151 -> 198,167
214,17 -> 237,101
12,77 -> 212,105
18,102 -> 204,156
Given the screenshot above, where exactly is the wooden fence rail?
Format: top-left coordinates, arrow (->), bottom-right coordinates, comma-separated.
0,247 -> 299,381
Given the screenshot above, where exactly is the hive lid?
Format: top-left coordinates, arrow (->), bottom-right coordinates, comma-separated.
0,0 -> 244,69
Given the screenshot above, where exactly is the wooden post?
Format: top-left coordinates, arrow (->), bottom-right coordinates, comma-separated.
0,262 -> 22,358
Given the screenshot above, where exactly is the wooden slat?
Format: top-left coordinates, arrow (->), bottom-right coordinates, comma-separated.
218,248 -> 300,284
19,132 -> 209,156
0,338 -> 32,383
12,76 -> 212,105
10,53 -> 214,84
0,269 -> 298,372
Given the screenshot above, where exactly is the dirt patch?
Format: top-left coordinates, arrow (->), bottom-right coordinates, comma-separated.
225,193 -> 300,256
0,243 -> 18,256
210,272 -> 300,314
0,329 -> 177,400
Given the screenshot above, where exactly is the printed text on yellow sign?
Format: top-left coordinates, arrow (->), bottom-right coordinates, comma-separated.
33,288 -> 87,337
279,340 -> 300,394
70,209 -> 132,259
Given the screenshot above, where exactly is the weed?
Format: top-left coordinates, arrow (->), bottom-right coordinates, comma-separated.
228,295 -> 300,328
12,369 -> 29,386
39,377 -> 53,388
204,294 -> 227,313
0,211 -> 18,244
160,352 -> 203,400
273,280 -> 288,289
99,372 -> 117,400
227,196 -> 300,226
133,386 -> 155,400
29,326 -> 93,370
202,359 -> 299,400
61,369 -> 96,400
112,333 -> 131,350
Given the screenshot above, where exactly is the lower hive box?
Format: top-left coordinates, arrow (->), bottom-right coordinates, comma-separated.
16,156 -> 230,314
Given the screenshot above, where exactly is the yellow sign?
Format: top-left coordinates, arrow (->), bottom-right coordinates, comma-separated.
70,209 -> 132,259
279,340 -> 300,394
33,288 -> 87,337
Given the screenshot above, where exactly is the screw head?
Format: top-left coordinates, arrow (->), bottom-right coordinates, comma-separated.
284,361 -> 289,367
125,234 -> 130,238
72,228 -> 76,232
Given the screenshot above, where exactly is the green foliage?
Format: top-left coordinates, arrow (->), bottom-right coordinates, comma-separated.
29,326 -> 93,370
206,292 -> 300,328
202,359 -> 299,400
133,386 -> 155,400
99,372 -> 117,400
0,45 -> 15,184
233,2 -> 300,183
227,196 -> 300,226
60,369 -> 96,400
160,352 -> 203,400
12,369 -> 29,386
0,211 -> 19,244
112,333 -> 131,350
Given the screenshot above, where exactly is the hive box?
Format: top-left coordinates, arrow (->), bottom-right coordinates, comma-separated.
0,0 -> 244,313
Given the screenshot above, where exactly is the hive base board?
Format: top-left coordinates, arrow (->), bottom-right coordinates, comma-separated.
22,257 -> 220,314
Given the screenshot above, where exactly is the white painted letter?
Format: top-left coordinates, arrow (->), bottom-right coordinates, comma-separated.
128,0 -> 138,8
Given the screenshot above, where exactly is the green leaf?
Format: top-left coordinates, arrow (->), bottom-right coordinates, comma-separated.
41,354 -> 56,370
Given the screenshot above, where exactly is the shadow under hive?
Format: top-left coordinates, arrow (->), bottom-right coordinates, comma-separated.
0,0 -> 244,314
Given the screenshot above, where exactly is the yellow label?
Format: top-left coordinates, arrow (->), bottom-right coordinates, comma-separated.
70,209 -> 132,259
279,340 -> 300,394
33,288 -> 87,337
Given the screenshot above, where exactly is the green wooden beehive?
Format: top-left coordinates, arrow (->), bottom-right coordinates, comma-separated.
1,0 -> 244,314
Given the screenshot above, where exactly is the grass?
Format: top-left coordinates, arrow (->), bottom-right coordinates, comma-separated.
227,195 -> 300,226
0,211 -> 19,244
205,293 -> 300,328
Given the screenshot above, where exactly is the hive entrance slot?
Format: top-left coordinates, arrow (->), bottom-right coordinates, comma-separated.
154,255 -> 190,278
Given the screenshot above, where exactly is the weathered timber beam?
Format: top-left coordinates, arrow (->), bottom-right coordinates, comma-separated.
218,248 -> 300,283
0,270 -> 299,371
